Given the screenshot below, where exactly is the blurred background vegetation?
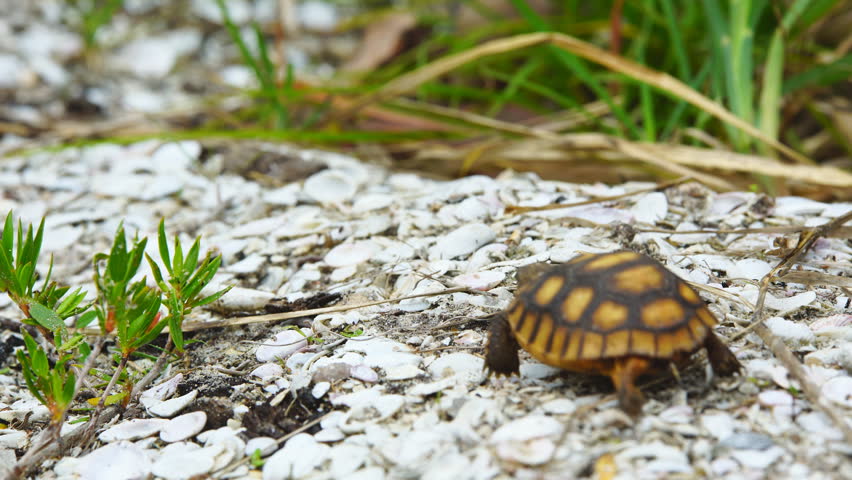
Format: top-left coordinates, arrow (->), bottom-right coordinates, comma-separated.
60,0 -> 852,198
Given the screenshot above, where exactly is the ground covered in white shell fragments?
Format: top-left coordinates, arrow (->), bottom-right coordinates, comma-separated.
0,138 -> 851,480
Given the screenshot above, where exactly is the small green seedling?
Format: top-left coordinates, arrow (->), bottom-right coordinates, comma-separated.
147,219 -> 231,351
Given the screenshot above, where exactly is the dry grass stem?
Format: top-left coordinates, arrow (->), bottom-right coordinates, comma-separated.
341,32 -> 811,164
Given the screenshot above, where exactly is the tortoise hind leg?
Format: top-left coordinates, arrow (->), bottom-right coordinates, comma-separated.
610,357 -> 651,416
704,331 -> 742,377
485,313 -> 520,377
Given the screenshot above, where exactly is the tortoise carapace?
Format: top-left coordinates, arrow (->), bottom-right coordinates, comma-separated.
485,250 -> 742,415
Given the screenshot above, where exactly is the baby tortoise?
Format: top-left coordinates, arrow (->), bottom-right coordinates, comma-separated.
485,250 -> 742,415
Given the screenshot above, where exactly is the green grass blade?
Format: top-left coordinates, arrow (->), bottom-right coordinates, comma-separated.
485,57 -> 541,118
508,0 -> 640,138
783,54 -> 852,94
758,30 -> 784,152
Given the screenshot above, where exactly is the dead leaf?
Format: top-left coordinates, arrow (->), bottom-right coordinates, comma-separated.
343,12 -> 418,72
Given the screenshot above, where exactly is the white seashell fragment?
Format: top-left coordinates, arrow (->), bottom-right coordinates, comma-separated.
263,433 -> 330,480
821,375 -> 852,408
197,426 -> 246,459
758,390 -> 794,408
428,223 -> 496,260
810,314 -> 852,336
353,193 -> 394,213
491,415 -> 564,443
520,363 -> 561,380
495,437 -> 555,466
330,265 -> 357,282
329,444 -> 370,477
764,317 -> 815,344
427,353 -> 484,380
69,441 -> 153,479
160,411 -> 207,443
1,399 -> 48,423
226,254 -> 266,274
251,363 -> 285,380
454,330 -> 484,346
452,270 -> 505,291
730,446 -> 786,470
618,441 -> 690,468
140,374 -> 184,410
263,184 -> 300,206
151,442 -> 218,480
325,241 -> 376,267
383,364 -> 424,381
113,30 -> 201,79
773,196 -> 827,216
350,365 -> 379,383
149,390 -> 198,418
211,286 -> 272,311
99,418 -> 169,442
245,437 -> 278,457
728,258 -> 772,281
491,415 -> 563,466
0,429 -> 27,449
344,337 -> 421,369
42,225 -> 84,252
796,412 -> 844,441
231,216 -> 287,238
631,192 -> 668,224
256,329 -> 312,362
540,399 -> 576,415
398,279 -> 444,312
700,413 -> 735,440
312,382 -> 331,399
298,1 -> 339,31
314,428 -> 345,443
304,170 -> 359,204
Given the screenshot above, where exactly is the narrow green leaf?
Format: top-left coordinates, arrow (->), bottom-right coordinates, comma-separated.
62,372 -> 77,405
172,235 -> 184,278
2,211 -> 13,262
17,350 -> 46,404
192,286 -> 232,308
135,319 -> 168,350
758,30 -> 784,153
146,253 -> 166,289
783,53 -> 852,94
32,216 -> 45,266
32,348 -> 50,379
184,239 -> 201,278
158,219 -> 171,275
169,314 -> 185,351
108,224 -> 128,281
51,370 -> 64,400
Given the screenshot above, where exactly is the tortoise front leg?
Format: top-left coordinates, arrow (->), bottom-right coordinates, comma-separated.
704,331 -> 742,377
610,356 -> 652,416
485,313 -> 520,377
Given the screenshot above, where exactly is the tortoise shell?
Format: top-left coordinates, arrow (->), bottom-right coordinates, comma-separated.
485,250 -> 741,415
